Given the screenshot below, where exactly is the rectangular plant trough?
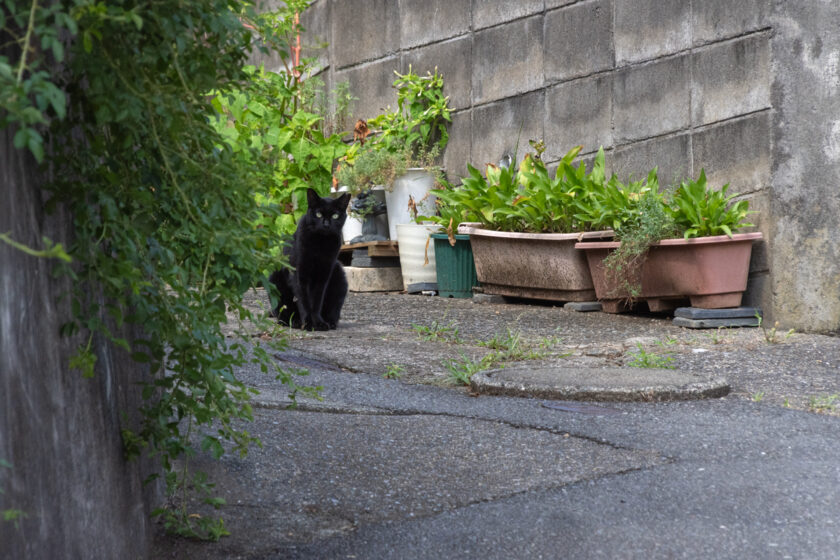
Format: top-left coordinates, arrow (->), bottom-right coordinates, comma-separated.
575,232 -> 763,313
460,225 -> 613,302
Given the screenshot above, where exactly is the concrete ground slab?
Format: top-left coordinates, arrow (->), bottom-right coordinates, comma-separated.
471,365 -> 730,401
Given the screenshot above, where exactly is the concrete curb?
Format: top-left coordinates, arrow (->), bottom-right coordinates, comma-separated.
471,366 -> 731,402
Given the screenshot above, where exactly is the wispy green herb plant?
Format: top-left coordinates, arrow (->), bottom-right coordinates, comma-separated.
626,343 -> 676,369
412,319 -> 461,343
383,363 -> 405,379
809,394 -> 838,413
443,353 -> 496,386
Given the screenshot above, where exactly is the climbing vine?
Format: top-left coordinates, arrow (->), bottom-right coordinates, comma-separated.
2,0 -> 320,540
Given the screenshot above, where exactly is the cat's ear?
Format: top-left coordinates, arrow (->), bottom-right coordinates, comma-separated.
336,192 -> 351,209
306,188 -> 320,209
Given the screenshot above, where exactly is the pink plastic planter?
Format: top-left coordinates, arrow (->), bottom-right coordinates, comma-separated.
575,232 -> 763,313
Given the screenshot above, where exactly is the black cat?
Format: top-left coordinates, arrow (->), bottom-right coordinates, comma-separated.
269,188 -> 351,331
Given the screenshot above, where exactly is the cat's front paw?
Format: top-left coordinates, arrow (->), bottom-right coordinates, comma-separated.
312,320 -> 331,331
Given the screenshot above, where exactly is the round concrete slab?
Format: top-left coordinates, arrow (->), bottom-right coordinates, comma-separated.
471,366 -> 730,402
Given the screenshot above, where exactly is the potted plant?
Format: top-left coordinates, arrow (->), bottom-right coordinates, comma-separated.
574,169 -> 761,312
367,66 -> 451,239
335,145 -> 409,242
455,143 -> 613,302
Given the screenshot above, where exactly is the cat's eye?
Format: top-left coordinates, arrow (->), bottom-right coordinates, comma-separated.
315,211 -> 323,218
331,213 -> 339,219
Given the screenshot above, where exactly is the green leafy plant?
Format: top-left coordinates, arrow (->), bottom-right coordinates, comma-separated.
752,391 -> 765,402
596,177 -> 677,299
809,394 -> 839,413
477,327 -> 546,361
421,143 -> 600,235
443,353 -> 495,385
338,66 -> 450,199
335,145 -> 410,195
667,170 -> 754,239
210,65 -> 351,239
383,363 -> 405,379
626,343 -> 676,369
368,66 -> 451,160
1,0 -> 326,541
412,319 -> 461,343
756,314 -> 795,344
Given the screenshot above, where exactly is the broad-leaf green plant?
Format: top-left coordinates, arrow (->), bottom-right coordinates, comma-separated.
422,144 -> 602,235
667,169 -> 754,239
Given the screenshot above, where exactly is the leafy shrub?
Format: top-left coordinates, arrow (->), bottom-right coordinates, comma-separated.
338,67 -> 451,196
2,0 -> 338,540
368,66 -> 451,160
421,144 -> 602,234
210,65 -> 351,240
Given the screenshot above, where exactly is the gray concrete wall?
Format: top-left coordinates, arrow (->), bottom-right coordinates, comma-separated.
0,127 -> 160,558
298,0 -> 840,333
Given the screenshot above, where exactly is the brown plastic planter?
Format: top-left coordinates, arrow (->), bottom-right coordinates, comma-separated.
460,225 -> 613,302
575,232 -> 763,313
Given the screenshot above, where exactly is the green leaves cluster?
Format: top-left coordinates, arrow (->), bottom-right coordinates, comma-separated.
425,144 -> 603,234
338,67 -> 450,194
668,170 -> 754,239
210,65 -> 351,239
427,142 -> 754,240
1,0 -> 75,161
369,66 -> 451,160
2,0 -> 334,541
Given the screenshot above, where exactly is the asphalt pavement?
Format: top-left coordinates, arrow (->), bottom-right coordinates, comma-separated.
153,291 -> 840,560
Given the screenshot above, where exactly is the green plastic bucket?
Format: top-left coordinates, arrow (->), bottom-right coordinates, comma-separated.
431,233 -> 479,298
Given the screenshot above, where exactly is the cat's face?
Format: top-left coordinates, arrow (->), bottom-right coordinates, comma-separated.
304,188 -> 350,233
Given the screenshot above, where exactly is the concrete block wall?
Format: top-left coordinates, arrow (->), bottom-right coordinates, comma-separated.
297,0 -> 839,333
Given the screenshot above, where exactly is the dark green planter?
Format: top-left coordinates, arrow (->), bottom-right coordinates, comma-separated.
431,233 -> 479,298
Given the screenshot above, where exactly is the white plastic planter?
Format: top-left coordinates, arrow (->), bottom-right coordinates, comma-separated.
385,168 -> 436,240
396,223 -> 438,292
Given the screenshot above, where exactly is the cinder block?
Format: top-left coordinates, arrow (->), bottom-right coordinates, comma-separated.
470,91 -> 545,171
300,0 -> 331,72
692,0 -> 771,46
546,0 -> 579,8
331,0 -> 399,69
614,55 -> 690,143
545,0 -> 613,82
335,57 -> 401,121
346,266 -> 403,292
473,16 -> 544,105
401,35 -> 472,111
443,110 -> 472,181
614,0 -> 691,64
692,112 -> 772,195
692,34 -> 771,126
399,0 -> 470,48
473,0 -> 542,30
612,133 -> 692,187
546,75 -> 613,161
